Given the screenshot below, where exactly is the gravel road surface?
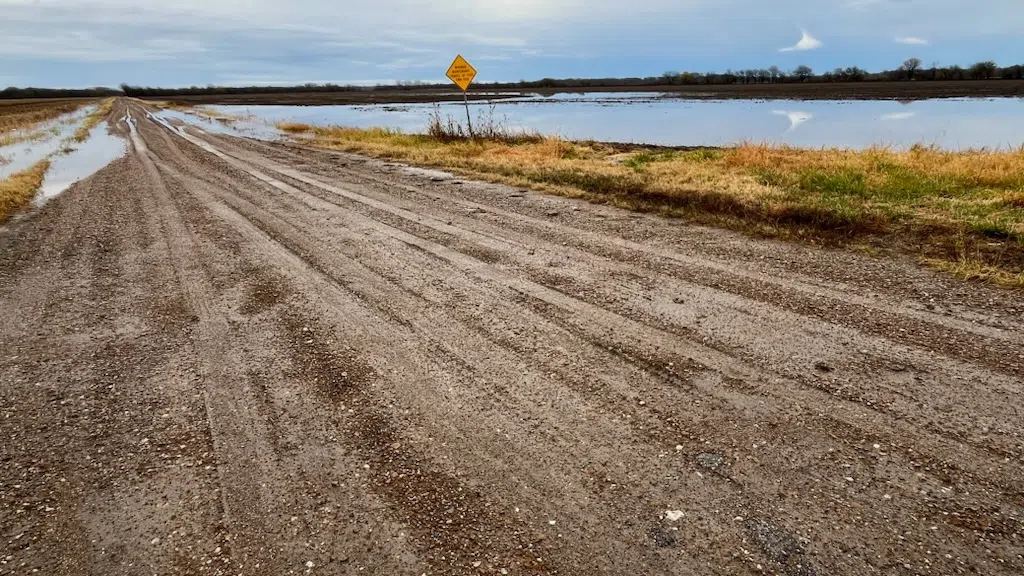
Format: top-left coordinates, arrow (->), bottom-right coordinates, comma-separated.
2,99 -> 1021,575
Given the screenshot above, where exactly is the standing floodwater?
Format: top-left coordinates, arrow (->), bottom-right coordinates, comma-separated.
207,94 -> 1024,150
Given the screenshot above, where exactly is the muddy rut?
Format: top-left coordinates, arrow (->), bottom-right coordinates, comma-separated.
1,99 -> 1021,576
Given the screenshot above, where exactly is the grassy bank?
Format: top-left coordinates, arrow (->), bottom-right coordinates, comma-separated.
278,122 -> 1024,287
0,160 -> 50,223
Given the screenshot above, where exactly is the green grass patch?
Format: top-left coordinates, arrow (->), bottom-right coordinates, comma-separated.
798,169 -> 869,198
623,150 -> 679,171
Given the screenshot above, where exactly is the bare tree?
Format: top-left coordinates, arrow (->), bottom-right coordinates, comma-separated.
768,65 -> 781,83
941,65 -> 965,81
901,58 -> 922,80
844,66 -> 866,81
793,65 -> 813,82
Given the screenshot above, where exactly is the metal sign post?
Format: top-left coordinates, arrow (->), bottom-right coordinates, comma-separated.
462,91 -> 474,138
446,55 -> 478,139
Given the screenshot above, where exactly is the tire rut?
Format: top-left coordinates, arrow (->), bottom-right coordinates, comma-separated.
140,106 -> 1024,574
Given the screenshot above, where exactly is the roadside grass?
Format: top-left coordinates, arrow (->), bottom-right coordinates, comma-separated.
277,120 -> 1024,287
0,100 -> 90,147
72,98 -> 115,142
0,160 -> 50,223
426,105 -> 544,144
278,122 -> 313,134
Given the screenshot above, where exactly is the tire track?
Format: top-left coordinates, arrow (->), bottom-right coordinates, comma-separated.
232,138 -> 1024,345
140,106 -> 1024,575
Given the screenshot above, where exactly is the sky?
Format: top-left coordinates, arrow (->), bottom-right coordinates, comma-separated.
2,0 -> 1023,88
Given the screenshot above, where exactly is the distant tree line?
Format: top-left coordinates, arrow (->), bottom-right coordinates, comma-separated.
3,60 -> 1022,100
0,86 -> 121,100
651,60 -> 1018,85
116,82 -> 376,97
114,60 -> 1024,96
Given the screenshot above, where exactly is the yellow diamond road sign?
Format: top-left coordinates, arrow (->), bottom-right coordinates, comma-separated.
446,55 -> 477,92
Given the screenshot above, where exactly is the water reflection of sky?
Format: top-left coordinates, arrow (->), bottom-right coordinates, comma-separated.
208,95 -> 1024,150
152,109 -> 282,140
37,121 -> 127,203
0,106 -> 96,179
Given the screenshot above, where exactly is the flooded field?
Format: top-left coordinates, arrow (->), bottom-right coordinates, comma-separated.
0,106 -> 96,179
0,102 -> 126,218
36,121 -> 126,204
206,93 -> 1024,150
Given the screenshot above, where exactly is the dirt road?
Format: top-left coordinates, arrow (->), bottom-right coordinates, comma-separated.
2,99 -> 1022,575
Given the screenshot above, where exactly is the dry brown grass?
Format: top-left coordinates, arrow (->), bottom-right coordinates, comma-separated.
281,124 -> 1024,287
72,98 -> 115,142
278,122 -> 313,134
1002,191 -> 1024,209
0,160 -> 50,223
925,256 -> 1024,287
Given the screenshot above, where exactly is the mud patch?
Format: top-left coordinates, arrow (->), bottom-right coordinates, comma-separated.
747,519 -> 819,576
648,526 -> 679,548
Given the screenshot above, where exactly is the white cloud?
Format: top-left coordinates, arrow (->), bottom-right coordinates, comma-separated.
894,36 -> 929,45
779,29 -> 822,52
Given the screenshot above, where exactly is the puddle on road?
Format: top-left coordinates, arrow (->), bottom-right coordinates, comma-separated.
36,121 -> 127,204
